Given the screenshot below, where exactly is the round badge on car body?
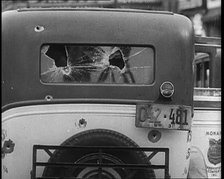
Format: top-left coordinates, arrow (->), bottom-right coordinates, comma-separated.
148,130 -> 161,143
160,81 -> 174,98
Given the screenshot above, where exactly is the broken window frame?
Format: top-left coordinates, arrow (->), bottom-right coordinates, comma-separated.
40,44 -> 155,85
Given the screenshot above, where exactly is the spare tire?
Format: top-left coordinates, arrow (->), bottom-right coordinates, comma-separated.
43,129 -> 156,179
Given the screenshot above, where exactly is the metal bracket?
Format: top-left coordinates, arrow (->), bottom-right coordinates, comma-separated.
31,145 -> 170,179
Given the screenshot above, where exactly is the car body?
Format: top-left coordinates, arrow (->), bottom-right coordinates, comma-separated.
2,8 -> 194,179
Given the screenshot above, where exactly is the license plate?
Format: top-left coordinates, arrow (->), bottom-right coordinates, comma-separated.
136,103 -> 192,130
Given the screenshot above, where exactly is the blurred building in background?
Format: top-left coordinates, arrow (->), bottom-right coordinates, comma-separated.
1,0 -> 221,37
178,0 -> 221,37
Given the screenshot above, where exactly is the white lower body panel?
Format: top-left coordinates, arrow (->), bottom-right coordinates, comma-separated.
2,104 -> 191,179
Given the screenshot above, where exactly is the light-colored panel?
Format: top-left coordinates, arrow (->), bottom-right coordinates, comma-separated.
2,104 -> 191,179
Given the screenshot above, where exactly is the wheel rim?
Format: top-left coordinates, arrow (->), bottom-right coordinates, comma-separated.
69,153 -> 126,179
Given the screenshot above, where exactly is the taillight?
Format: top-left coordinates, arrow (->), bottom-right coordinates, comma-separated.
160,81 -> 174,98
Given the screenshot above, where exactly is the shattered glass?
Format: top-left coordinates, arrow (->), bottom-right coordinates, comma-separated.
41,44 -> 154,84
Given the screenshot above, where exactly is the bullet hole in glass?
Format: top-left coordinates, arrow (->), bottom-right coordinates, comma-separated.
109,50 -> 125,70
41,45 -> 154,84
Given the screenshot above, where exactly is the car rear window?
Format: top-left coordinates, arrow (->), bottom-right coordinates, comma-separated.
40,44 -> 154,84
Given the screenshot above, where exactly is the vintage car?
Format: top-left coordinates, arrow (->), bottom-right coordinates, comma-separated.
2,8 -> 195,179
